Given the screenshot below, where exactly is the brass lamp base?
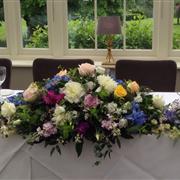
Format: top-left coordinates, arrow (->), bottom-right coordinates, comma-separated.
102,35 -> 116,65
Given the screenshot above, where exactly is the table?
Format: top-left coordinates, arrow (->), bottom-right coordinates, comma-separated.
0,92 -> 180,180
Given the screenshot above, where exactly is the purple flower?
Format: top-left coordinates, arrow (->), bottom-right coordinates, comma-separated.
43,90 -> 65,105
75,122 -> 90,135
84,94 -> 100,108
126,102 -> 147,125
164,109 -> 176,122
38,122 -> 57,137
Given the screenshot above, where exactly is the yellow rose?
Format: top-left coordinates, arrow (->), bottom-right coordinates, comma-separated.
114,85 -> 127,98
56,69 -> 67,76
128,81 -> 140,93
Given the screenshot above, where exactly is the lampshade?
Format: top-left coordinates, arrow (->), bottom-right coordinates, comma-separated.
97,16 -> 121,35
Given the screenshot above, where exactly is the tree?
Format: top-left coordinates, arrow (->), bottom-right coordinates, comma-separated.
20,0 -> 47,38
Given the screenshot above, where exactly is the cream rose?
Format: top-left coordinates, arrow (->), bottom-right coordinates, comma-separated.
23,82 -> 41,102
63,81 -> 85,103
97,75 -> 117,93
1,101 -> 16,118
153,95 -> 165,110
78,63 -> 95,76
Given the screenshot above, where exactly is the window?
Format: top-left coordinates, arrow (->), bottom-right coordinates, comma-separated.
68,0 -> 153,50
20,0 -> 48,48
173,0 -> 180,49
0,0 -> 7,47
0,0 -> 179,61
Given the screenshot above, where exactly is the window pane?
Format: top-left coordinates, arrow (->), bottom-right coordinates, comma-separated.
20,0 -> 48,48
173,0 -> 180,49
68,0 -> 95,49
0,0 -> 7,47
126,0 -> 153,49
97,0 -> 123,49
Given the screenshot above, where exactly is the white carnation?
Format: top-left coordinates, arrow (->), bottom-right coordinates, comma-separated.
1,101 -> 16,118
153,95 -> 165,110
96,66 -> 105,74
63,81 -> 85,103
97,75 -> 117,93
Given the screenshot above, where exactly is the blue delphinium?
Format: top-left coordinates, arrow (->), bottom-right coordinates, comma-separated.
45,75 -> 70,90
126,102 -> 147,125
7,92 -> 27,106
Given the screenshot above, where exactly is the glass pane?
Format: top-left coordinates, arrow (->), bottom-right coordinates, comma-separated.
126,0 -> 153,49
97,0 -> 123,49
20,0 -> 48,48
68,0 -> 95,49
0,0 -> 7,47
173,0 -> 180,49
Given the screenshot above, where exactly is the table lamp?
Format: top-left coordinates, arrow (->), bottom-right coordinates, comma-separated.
97,16 -> 121,65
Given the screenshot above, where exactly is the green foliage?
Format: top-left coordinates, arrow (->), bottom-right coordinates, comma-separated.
26,25 -> 48,48
126,16 -> 152,49
68,19 -> 95,48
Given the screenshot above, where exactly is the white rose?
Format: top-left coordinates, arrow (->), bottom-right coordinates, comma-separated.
1,101 -> 16,118
64,81 -> 85,103
96,66 -> 105,74
153,95 -> 165,110
52,105 -> 66,125
119,118 -> 128,128
97,75 -> 117,93
106,102 -> 118,113
86,81 -> 95,90
134,93 -> 143,103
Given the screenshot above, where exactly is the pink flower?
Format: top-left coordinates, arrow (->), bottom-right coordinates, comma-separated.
101,120 -> 118,130
78,63 -> 95,76
42,122 -> 57,137
84,94 -> 100,108
128,81 -> 140,93
23,82 -> 40,102
43,90 -> 65,105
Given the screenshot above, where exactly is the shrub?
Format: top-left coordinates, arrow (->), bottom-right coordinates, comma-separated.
125,15 -> 152,49
26,25 -> 48,48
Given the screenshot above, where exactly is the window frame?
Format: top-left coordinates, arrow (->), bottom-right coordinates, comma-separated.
0,0 -> 179,62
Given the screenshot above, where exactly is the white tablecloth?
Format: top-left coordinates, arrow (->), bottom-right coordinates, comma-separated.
0,92 -> 180,180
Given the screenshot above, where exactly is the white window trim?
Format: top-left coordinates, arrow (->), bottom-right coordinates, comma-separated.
0,0 -> 179,63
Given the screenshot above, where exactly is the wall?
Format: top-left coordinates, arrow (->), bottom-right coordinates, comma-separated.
10,67 -> 180,91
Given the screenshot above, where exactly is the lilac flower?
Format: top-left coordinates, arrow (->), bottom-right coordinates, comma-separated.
84,94 -> 100,108
75,122 -> 90,135
101,120 -> 118,130
43,90 -> 65,105
164,109 -> 176,122
126,102 -> 147,125
38,122 -> 57,137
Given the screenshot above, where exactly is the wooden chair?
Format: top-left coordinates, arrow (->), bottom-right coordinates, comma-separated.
115,60 -> 177,92
33,58 -> 94,81
0,58 -> 12,89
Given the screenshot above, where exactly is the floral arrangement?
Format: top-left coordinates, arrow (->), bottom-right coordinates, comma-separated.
0,63 -> 180,165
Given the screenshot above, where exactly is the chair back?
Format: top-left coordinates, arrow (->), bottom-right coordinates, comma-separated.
115,60 -> 177,92
33,58 -> 94,81
0,58 -> 12,89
